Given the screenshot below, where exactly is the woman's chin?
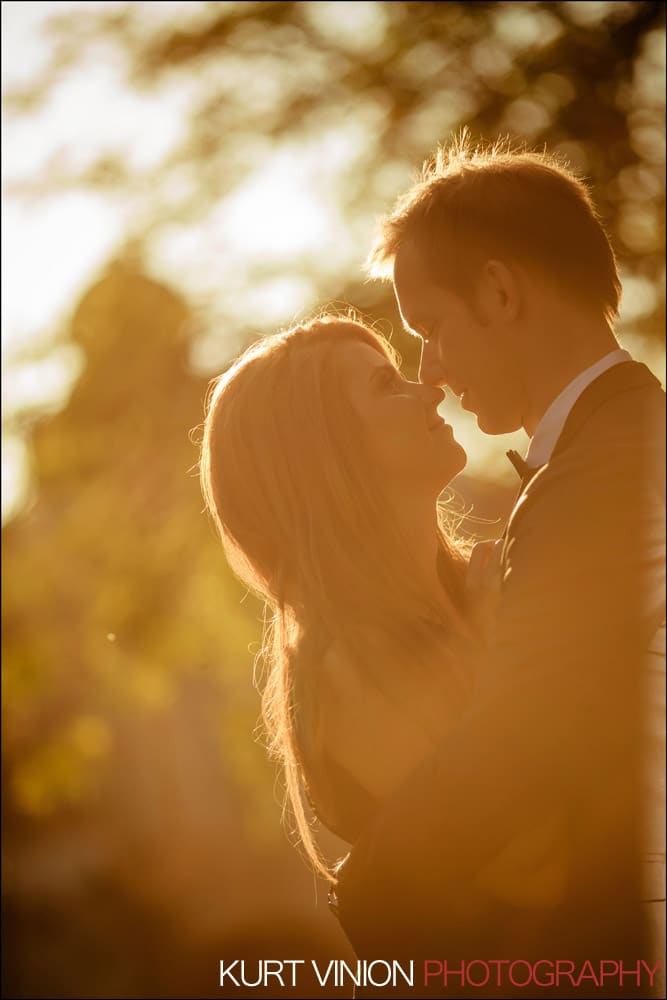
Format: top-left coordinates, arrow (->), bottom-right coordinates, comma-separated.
451,451 -> 468,481
438,442 -> 468,485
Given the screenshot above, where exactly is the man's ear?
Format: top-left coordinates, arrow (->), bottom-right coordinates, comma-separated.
475,259 -> 521,325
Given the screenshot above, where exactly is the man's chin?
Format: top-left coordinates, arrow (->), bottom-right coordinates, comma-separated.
476,412 -> 523,436
461,394 -> 522,435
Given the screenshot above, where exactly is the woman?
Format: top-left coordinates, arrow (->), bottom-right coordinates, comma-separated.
199,312 -> 501,886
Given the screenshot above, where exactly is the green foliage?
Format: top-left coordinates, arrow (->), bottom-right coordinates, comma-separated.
4,1 -> 665,355
3,262 -> 266,810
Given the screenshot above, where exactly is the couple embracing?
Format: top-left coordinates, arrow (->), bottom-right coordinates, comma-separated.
200,136 -> 665,998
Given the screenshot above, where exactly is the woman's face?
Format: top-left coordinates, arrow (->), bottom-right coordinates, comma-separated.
335,339 -> 467,494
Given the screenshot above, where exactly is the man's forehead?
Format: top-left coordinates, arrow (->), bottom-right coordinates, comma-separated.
393,242 -> 436,317
393,253 -> 428,336
393,238 -> 432,288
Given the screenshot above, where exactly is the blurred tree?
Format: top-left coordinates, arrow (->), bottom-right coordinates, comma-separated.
1,259 -> 350,997
3,0 -> 665,366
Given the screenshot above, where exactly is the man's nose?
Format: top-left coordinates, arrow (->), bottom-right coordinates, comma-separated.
418,339 -> 446,386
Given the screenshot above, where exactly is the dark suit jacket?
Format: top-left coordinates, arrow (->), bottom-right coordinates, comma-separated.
334,361 -> 666,998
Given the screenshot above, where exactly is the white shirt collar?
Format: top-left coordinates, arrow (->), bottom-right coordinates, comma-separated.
525,349 -> 632,468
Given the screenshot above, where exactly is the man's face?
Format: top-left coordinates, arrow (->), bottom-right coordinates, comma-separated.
393,241 -> 525,435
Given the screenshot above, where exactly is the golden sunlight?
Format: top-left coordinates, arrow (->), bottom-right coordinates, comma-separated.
2,0 -> 665,524
2,4 -> 665,997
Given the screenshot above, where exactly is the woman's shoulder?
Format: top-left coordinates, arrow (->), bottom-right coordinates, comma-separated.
318,632 -> 380,703
303,628 -> 453,802
298,626 -> 389,710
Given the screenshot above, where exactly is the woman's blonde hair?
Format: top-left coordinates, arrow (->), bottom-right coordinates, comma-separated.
200,313 -> 471,881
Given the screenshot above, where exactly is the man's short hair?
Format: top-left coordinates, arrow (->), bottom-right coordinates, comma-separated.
367,132 -> 622,322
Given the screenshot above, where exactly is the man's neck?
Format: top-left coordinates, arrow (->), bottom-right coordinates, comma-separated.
524,347 -> 631,468
521,318 -> 621,437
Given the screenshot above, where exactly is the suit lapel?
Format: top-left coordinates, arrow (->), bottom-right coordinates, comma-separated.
502,361 -> 662,546
551,360 -> 662,462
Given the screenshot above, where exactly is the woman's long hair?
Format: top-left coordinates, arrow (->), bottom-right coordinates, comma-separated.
200,314 -> 473,881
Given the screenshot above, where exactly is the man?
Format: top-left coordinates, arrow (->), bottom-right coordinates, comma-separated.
334,137 -> 665,998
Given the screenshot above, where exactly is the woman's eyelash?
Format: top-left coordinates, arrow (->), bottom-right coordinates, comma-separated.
378,368 -> 403,389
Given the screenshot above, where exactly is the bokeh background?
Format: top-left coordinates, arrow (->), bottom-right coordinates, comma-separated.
2,2 -> 665,998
